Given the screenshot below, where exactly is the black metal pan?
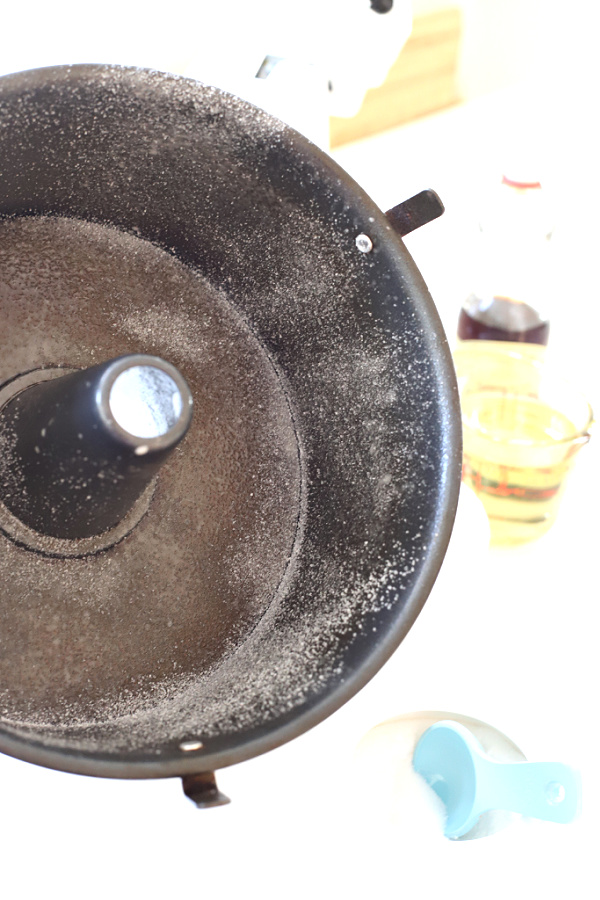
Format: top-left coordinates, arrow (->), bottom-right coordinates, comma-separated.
0,65 -> 460,803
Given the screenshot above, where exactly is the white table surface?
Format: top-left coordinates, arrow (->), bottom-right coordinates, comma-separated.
1,87 -> 598,899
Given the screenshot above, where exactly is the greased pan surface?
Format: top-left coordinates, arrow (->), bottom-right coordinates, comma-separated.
0,66 -> 460,778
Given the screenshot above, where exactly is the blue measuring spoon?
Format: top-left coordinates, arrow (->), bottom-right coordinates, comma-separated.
413,720 -> 581,839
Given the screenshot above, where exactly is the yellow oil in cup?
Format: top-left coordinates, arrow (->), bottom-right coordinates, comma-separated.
453,342 -> 593,545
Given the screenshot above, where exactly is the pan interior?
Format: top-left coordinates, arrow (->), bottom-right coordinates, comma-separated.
0,214 -> 302,731
0,67 -> 461,770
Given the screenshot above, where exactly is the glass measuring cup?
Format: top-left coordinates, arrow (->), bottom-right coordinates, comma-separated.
453,341 -> 593,545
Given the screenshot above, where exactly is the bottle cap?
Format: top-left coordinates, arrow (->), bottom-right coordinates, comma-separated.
501,174 -> 542,190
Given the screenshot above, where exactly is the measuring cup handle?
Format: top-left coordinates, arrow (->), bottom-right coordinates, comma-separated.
480,760 -> 581,825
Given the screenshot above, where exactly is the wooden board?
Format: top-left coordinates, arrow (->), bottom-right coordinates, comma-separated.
330,7 -> 462,147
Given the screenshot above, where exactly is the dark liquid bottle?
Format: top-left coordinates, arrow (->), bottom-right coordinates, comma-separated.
458,175 -> 553,347
457,296 -> 550,345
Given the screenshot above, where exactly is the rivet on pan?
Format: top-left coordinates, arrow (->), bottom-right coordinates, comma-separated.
179,739 -> 204,752
355,233 -> 373,253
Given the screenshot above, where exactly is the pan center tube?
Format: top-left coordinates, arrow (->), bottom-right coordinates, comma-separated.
108,365 -> 185,442
0,355 -> 193,545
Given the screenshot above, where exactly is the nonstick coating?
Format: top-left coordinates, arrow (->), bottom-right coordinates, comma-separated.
0,65 -> 461,779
